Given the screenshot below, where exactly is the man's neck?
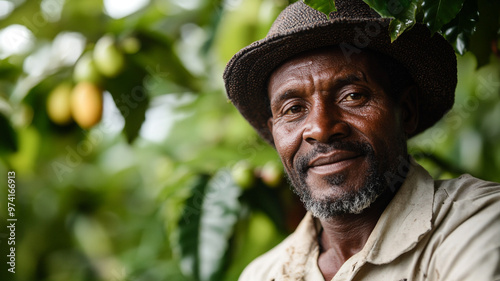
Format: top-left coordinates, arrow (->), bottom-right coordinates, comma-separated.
317,189 -> 396,280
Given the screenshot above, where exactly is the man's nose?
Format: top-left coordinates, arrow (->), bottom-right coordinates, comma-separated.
302,106 -> 350,144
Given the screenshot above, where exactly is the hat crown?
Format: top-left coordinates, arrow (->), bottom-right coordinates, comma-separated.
268,0 -> 381,37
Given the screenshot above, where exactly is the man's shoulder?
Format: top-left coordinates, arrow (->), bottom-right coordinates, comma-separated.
424,174 -> 500,279
433,173 -> 500,203
431,173 -> 500,225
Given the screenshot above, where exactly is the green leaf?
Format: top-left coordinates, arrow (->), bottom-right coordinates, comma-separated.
388,1 -> 419,41
240,180 -> 288,233
304,0 -> 336,18
468,0 -> 500,67
440,0 -> 479,55
389,18 -> 413,42
132,31 -> 200,92
422,0 -> 465,34
104,59 -> 149,143
0,59 -> 22,82
363,0 -> 411,18
362,0 -> 418,42
176,170 -> 242,281
0,112 -> 18,154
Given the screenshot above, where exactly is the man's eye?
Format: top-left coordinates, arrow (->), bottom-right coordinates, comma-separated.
284,105 -> 302,115
344,93 -> 365,101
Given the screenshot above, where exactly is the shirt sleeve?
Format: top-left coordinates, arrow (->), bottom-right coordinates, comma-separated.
429,176 -> 500,281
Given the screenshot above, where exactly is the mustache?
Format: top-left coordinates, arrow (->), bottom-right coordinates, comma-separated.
295,141 -> 374,175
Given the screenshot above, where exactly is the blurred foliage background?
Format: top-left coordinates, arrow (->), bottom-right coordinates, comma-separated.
0,0 -> 499,281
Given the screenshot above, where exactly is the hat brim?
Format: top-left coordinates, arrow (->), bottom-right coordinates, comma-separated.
224,17 -> 457,146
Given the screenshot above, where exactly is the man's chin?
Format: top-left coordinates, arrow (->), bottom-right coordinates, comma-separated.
295,174 -> 388,219
301,187 -> 383,218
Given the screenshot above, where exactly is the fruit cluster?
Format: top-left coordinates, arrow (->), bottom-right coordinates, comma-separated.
46,35 -> 140,129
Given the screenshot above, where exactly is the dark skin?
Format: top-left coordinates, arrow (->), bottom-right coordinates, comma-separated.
266,48 -> 418,280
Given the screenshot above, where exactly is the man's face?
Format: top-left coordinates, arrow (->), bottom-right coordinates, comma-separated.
267,48 -> 415,218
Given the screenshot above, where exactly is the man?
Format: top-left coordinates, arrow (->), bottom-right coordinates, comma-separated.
223,1 -> 500,280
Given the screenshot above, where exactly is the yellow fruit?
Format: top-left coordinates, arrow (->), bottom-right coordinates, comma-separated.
73,52 -> 101,84
47,83 -> 73,125
71,82 -> 103,129
93,35 -> 125,77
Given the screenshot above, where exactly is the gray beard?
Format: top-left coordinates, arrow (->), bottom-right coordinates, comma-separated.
286,141 -> 396,219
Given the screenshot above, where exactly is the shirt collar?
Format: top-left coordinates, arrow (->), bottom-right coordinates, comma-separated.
362,157 -> 434,264
276,211 -> 320,280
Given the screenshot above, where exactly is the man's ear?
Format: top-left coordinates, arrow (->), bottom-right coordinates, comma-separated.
399,85 -> 419,136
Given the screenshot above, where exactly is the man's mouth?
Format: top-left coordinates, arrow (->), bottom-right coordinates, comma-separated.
307,150 -> 363,175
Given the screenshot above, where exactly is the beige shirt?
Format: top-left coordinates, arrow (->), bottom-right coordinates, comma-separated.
238,159 -> 500,281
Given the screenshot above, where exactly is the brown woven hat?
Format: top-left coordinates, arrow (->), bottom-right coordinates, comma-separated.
223,0 -> 457,146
